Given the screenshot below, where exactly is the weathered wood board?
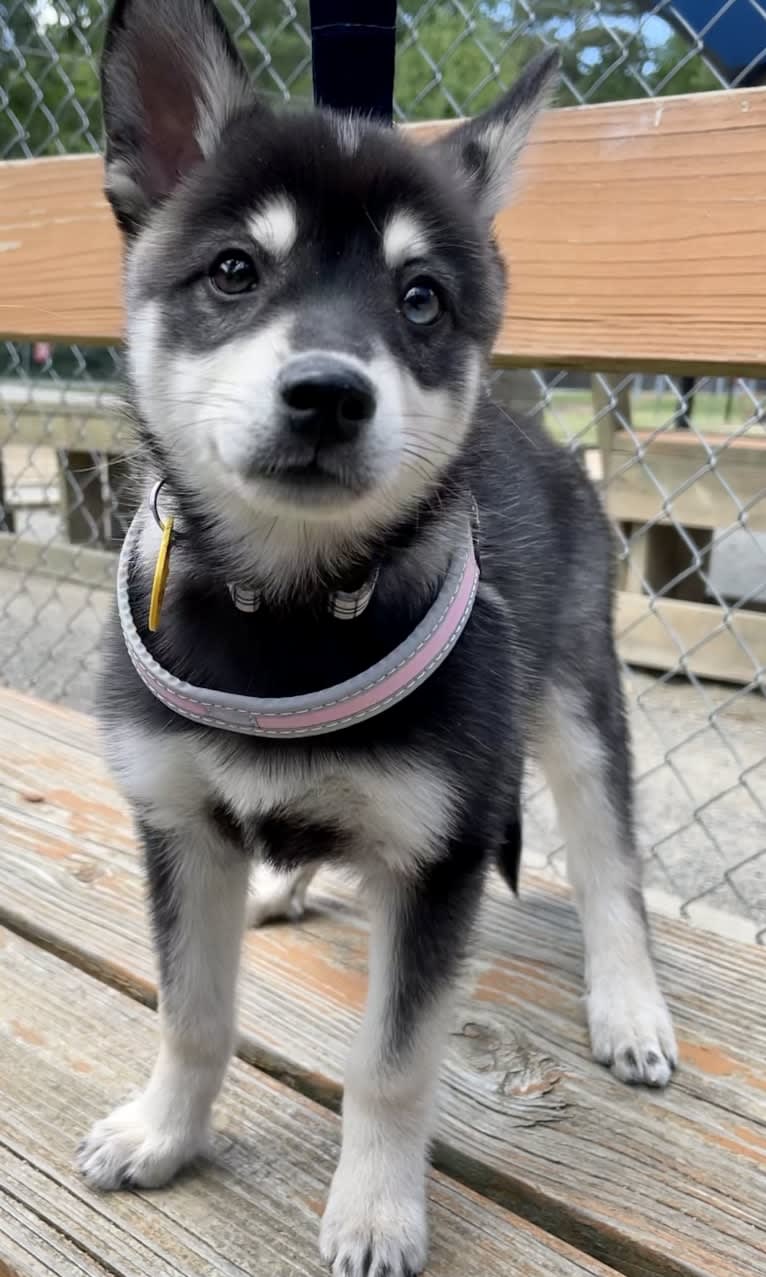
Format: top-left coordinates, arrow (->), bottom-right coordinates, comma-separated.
615,591 -> 766,684
605,431 -> 766,534
1,688 -> 765,1277
0,926 -> 621,1277
5,88 -> 766,373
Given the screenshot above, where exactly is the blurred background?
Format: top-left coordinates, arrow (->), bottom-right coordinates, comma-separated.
1,0 -> 765,940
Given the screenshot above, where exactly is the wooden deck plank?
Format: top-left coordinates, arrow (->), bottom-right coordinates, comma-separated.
1,690 -> 765,1277
0,926 -> 618,1277
4,87 -> 766,373
0,1188 -> 114,1277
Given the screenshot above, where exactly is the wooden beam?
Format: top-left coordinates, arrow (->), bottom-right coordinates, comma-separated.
0,450 -> 15,534
616,590 -> 766,682
3,88 -> 766,372
0,382 -> 131,452
606,430 -> 766,533
0,531 -> 116,589
0,155 -> 122,345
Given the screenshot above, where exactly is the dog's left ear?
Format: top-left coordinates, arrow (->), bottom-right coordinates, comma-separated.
432,48 -> 559,221
101,0 -> 259,233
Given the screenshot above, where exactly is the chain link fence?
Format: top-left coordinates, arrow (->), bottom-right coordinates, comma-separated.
1,1 -> 765,941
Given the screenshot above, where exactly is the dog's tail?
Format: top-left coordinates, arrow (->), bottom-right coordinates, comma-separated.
496,813 -> 522,895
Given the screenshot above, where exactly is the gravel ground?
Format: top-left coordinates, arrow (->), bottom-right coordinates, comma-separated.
523,669 -> 766,941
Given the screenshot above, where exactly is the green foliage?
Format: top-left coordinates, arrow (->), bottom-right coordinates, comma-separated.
218,0 -> 313,102
396,1 -> 720,119
1,0 -> 723,160
1,1 -> 105,155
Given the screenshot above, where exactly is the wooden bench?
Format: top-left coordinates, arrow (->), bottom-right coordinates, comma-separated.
1,89 -> 766,1277
1,686 -> 765,1277
2,87 -> 766,680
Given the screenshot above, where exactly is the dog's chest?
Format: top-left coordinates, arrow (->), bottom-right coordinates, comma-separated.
112,724 -> 456,873
205,745 -> 455,872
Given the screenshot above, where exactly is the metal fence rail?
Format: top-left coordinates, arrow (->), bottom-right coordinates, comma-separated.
1,1 -> 765,941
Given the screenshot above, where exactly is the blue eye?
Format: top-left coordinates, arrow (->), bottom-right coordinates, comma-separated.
400,278 -> 443,326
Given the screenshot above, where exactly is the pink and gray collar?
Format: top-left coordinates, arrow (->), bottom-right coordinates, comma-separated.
117,512 -> 480,738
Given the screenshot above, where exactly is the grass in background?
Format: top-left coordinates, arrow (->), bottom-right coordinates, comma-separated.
545,389 -> 765,446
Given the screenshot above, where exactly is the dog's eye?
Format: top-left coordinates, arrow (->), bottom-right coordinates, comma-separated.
400,279 -> 443,327
209,251 -> 258,295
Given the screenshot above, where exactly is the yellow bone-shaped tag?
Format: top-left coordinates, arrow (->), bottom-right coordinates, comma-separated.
148,516 -> 174,633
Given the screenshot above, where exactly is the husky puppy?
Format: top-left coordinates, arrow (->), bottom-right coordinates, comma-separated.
79,3 -> 677,1273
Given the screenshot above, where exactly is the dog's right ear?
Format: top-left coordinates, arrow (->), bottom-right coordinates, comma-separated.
430,49 -> 559,224
101,0 -> 258,233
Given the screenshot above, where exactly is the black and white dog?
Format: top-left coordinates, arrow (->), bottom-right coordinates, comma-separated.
79,2 -> 677,1272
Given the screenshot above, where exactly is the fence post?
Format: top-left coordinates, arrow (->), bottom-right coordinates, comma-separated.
0,452 -> 16,533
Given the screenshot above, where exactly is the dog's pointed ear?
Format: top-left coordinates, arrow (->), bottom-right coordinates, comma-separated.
101,0 -> 259,232
432,49 -> 559,221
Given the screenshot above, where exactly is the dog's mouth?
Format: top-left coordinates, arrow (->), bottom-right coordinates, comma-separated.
248,449 -> 375,506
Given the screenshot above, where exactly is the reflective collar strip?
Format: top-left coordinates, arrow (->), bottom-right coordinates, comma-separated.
117,514 -> 480,739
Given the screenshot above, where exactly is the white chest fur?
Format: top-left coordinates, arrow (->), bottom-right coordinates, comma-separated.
108,722 -> 457,876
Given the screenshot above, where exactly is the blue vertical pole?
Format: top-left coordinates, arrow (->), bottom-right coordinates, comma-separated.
309,1 -> 397,122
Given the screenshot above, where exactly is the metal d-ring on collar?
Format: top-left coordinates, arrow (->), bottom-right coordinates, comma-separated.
145,480 -> 482,622
147,478 -> 379,619
149,478 -> 186,539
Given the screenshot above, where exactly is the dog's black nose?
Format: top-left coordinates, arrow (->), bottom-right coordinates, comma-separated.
278,355 -> 376,445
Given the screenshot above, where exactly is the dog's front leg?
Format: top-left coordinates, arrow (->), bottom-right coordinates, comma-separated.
78,818 -> 249,1189
320,845 -> 487,1277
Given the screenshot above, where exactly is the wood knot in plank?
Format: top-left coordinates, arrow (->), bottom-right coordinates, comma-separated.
446,1017 -> 567,1127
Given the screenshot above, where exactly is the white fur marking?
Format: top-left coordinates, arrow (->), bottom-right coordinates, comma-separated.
320,890 -> 441,1274
248,862 -> 317,927
335,114 -> 361,155
79,822 -> 250,1188
247,197 -> 298,260
126,300 -> 160,423
539,688 -> 677,1086
194,39 -> 251,159
106,722 -> 457,879
382,211 -> 431,270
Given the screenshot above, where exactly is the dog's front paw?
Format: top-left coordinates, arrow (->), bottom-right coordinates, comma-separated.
588,979 -> 677,1087
320,1172 -> 427,1276
78,1097 -> 206,1190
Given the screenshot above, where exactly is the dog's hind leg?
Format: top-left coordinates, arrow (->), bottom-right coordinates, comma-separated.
78,816 -> 249,1189
539,659 -> 677,1087
320,841 -> 489,1277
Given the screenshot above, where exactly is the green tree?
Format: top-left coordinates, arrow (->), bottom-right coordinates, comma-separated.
1,0 -> 724,161
395,1 -> 720,119
1,1 -> 105,155
0,0 -> 315,158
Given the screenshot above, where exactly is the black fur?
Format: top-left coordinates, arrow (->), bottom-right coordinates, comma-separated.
84,5 -> 670,1270
385,831 -> 492,1058
138,820 -> 180,985
497,813 -> 523,896
259,811 -> 352,869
